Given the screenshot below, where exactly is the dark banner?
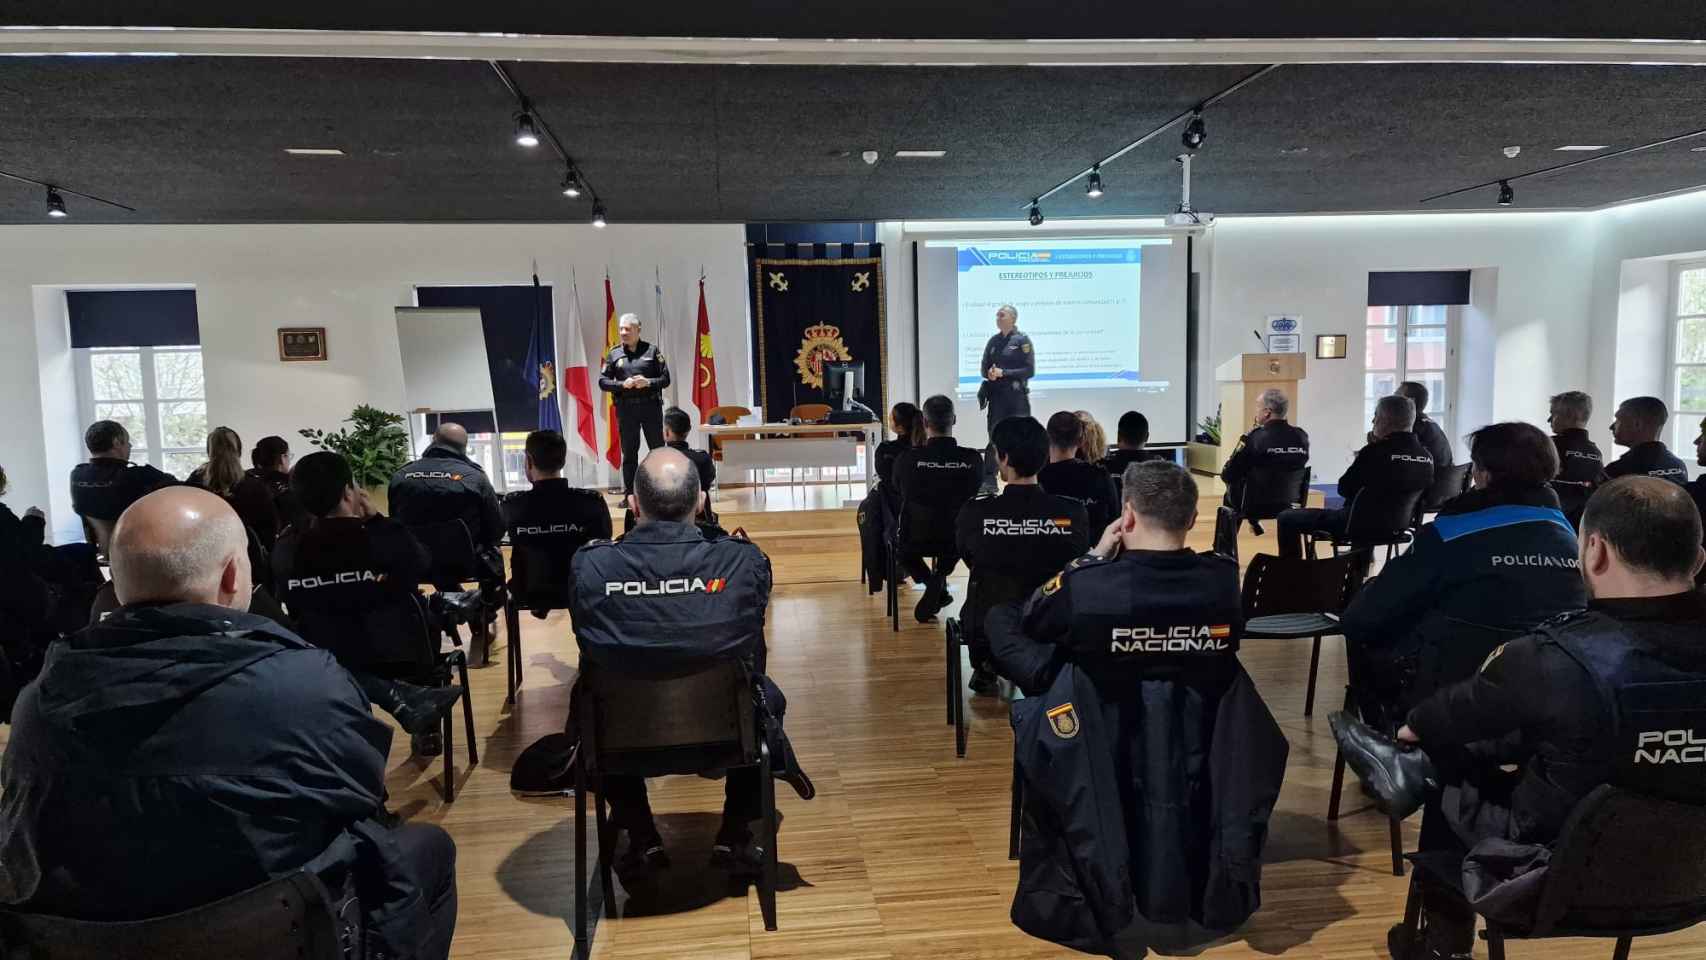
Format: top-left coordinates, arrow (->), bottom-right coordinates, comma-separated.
751,250 -> 885,421
415,284 -> 553,433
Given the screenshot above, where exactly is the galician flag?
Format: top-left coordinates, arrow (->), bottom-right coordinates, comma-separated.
602,274 -> 622,470
692,276 -> 720,417
561,274 -> 597,461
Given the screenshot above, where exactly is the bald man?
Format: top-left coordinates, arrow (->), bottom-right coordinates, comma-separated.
0,487 -> 459,958
570,448 -> 810,878
599,313 -> 672,494
390,421 -> 506,585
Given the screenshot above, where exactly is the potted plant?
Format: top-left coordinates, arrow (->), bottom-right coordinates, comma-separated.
299,405 -> 412,514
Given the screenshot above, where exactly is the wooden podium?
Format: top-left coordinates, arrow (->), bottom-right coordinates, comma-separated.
1198,352 -> 1307,475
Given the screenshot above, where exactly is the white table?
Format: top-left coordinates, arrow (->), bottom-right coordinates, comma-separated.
701,421 -> 881,492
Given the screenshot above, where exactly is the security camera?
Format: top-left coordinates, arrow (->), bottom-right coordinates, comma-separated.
861,150 -> 879,166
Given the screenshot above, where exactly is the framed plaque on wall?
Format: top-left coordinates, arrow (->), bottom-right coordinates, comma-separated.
278,327 -> 328,362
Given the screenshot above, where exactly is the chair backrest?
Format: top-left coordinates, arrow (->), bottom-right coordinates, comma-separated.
0,871 -> 357,960
1343,488 -> 1425,544
291,585 -> 436,676
1212,505 -> 1241,562
1240,465 -> 1312,520
1529,785 -> 1706,937
577,659 -> 758,779
896,494 -> 962,554
1423,462 -> 1473,512
509,526 -> 601,612
1241,551 -> 1368,618
788,403 -> 831,423
1409,617 -> 1527,706
704,405 -> 754,458
402,519 -> 480,585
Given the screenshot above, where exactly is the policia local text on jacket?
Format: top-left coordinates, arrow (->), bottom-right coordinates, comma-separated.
389,442 -> 506,584
599,339 -> 671,494
1340,484 -> 1586,723
986,549 -> 1288,958
0,603 -> 458,959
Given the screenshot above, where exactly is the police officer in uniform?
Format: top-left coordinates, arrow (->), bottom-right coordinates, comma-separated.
389,422 -> 506,585
68,420 -> 176,549
1037,411 -> 1120,533
977,304 -> 1035,491
569,448 -> 809,876
1396,381 -> 1454,470
1277,395 -> 1434,559
502,430 -> 611,613
892,395 -> 984,622
1547,390 -> 1602,524
1601,395 -> 1689,485
1100,410 -> 1166,482
1341,422 -> 1586,728
1219,387 -> 1310,527
955,416 -> 1088,696
662,405 -> 716,494
1336,477 -> 1706,960
599,313 -> 672,495
1689,418 -> 1706,582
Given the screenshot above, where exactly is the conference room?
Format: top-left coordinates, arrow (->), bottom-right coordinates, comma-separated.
4,5 -> 1706,960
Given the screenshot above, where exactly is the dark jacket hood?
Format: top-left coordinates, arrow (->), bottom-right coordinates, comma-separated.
35,603 -> 307,749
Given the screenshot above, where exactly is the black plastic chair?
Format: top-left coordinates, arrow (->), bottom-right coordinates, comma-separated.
1421,462 -> 1473,515
1397,786 -> 1706,960
503,524 -> 600,706
406,519 -> 504,669
1240,551 -> 1368,716
1310,488 -> 1426,564
1238,465 -> 1312,527
0,871 -> 360,960
572,660 -> 780,958
884,494 -> 959,633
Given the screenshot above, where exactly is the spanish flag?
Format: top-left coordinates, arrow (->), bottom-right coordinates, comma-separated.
603,274 -> 622,470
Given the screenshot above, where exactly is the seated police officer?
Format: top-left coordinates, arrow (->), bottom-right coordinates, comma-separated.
1100,410 -> 1166,480
955,416 -> 1088,697
858,402 -> 925,592
1277,395 -> 1435,559
390,422 -> 506,587
571,448 -> 810,876
228,434 -> 308,552
1691,418 -> 1706,582
1601,395 -> 1689,485
1219,387 -> 1310,531
1547,390 -> 1603,525
662,406 -> 716,495
1340,422 -> 1586,730
1037,411 -> 1120,535
1336,476 -> 1706,960
891,395 -> 983,622
68,419 -> 176,550
272,451 -> 465,742
502,429 -> 611,614
0,486 -> 459,959
1396,381 -> 1454,470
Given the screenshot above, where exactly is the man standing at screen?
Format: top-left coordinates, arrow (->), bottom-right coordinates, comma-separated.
978,304 -> 1035,491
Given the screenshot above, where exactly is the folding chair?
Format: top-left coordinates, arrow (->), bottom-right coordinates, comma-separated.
503,521 -> 599,706
407,519 -> 504,669
1240,550 -> 1368,716
1310,488 -> 1426,565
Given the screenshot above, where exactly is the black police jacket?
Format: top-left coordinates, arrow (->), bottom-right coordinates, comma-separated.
272,516 -> 434,670
1039,457 -> 1121,533
1101,447 -> 1168,480
68,457 -> 175,523
1342,485 -> 1586,692
570,520 -> 772,676
1414,413 -> 1455,469
1220,419 -> 1310,498
1408,591 -> 1706,849
1550,428 -> 1603,521
0,604 -> 395,923
229,466 -> 308,551
954,485 -> 1088,638
1337,430 -> 1435,505
891,437 -> 983,552
1602,440 -> 1689,485
991,550 -> 1285,955
503,479 -> 613,609
665,439 -> 717,492
1690,478 -> 1706,583
977,329 -> 1035,418
598,339 -> 671,406
388,444 -> 506,550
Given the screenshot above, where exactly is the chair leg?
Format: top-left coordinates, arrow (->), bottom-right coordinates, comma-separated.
953,633 -> 967,760
889,548 -> 900,633
574,752 -> 590,958
1389,814 -> 1405,877
504,603 -> 519,706
1398,872 -> 1423,958
595,783 -> 615,921
441,710 -> 455,803
1611,936 -> 1632,960
1328,686 -> 1351,821
1304,635 -> 1323,716
1486,927 -> 1506,960
759,744 -> 779,932
1008,762 -> 1023,861
459,658 -> 478,766
945,621 -> 956,726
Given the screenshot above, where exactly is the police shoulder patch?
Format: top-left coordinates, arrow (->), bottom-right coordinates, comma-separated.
1041,573 -> 1064,596
1046,702 -> 1080,739
1022,342 -> 1032,354
1478,643 -> 1507,674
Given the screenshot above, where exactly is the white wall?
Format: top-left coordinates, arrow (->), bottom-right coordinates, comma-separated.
0,223 -> 749,535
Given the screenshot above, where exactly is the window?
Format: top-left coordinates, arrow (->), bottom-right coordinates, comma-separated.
76,346 -> 208,477
1671,262 -> 1706,457
1364,304 -> 1454,438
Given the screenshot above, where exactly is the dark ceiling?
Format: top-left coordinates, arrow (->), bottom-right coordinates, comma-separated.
5,58 -> 1706,224
8,1 -> 1706,41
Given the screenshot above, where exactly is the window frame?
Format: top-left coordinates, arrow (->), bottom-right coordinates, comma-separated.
1363,304 -> 1458,441
74,345 -> 207,474
1668,259 -> 1706,460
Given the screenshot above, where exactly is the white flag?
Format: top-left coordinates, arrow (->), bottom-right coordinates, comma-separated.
562,274 -> 600,466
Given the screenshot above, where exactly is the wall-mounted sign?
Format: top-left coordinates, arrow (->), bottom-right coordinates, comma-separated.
278,327 -> 328,362
1316,334 -> 1348,360
1265,314 -> 1302,353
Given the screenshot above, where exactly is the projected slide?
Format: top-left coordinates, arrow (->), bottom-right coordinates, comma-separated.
954,241 -> 1168,395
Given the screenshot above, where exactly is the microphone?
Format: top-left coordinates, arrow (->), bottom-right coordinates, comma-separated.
1252,329 -> 1266,350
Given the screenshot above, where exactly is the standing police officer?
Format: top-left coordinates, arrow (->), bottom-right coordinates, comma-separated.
599,313 -> 672,495
977,304 -> 1035,491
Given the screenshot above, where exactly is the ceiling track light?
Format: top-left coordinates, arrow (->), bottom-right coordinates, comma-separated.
45,186 -> 68,218
591,203 -> 607,228
1497,180 -> 1515,206
1085,166 -> 1105,199
561,169 -> 583,198
514,111 -> 540,148
1181,109 -> 1207,151
1027,201 -> 1044,227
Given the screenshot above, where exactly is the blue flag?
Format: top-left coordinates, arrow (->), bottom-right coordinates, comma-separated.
522,272 -> 563,432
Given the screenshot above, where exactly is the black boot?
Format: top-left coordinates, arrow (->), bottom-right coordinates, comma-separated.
378,679 -> 464,737
968,667 -> 1000,696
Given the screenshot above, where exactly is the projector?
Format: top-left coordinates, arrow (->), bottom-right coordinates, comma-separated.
1164,211 -> 1215,228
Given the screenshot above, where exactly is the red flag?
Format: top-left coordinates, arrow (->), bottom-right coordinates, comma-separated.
692,277 -> 720,417
602,275 -> 622,470
561,277 -> 598,459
